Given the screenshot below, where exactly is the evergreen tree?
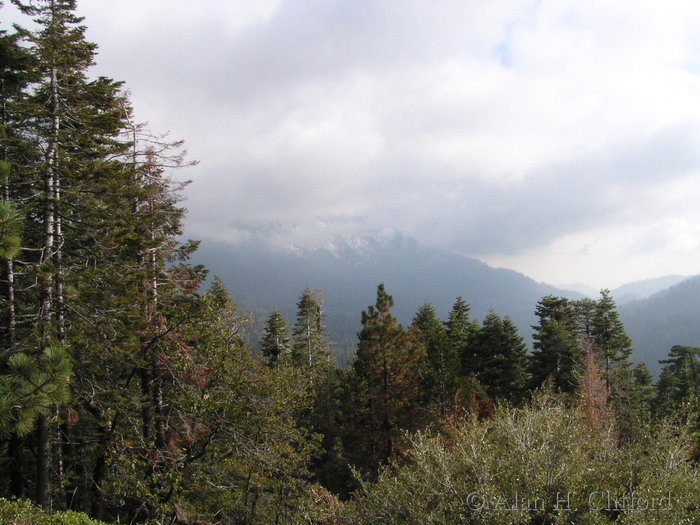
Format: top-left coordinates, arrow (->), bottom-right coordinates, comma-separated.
3,0 -> 119,507
621,361 -> 655,435
576,339 -> 612,430
412,302 -> 459,418
0,27 -> 37,363
529,295 -> 582,393
68,139 -> 203,520
291,287 -> 331,374
654,345 -> 700,419
445,296 -> 479,376
589,289 -> 634,392
0,4 -> 324,522
261,309 -> 290,367
572,296 -> 597,339
349,284 -> 425,472
472,309 -> 530,405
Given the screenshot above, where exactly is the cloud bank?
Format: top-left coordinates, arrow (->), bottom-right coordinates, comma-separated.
18,0 -> 700,287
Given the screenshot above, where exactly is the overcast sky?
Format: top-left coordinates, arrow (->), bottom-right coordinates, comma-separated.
6,0 -> 700,289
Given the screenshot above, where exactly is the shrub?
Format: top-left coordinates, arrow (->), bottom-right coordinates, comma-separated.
334,391 -> 700,524
0,498 -> 114,525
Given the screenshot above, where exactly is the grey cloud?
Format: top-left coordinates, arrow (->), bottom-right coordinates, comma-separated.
73,0 -> 700,284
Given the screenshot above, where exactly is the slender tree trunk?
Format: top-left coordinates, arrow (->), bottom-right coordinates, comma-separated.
36,61 -> 59,511
36,414 -> 50,509
54,173 -> 64,343
382,354 -> 392,462
4,259 -> 15,349
149,247 -> 165,450
8,434 -> 24,498
1,50 -> 21,501
90,453 -> 106,519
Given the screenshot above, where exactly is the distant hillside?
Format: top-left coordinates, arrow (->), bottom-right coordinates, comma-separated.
555,275 -> 687,304
193,235 -> 582,364
612,274 -> 688,305
620,274 -> 700,376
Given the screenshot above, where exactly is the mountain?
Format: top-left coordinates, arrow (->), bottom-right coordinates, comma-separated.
555,283 -> 600,297
554,275 -> 687,304
193,235 -> 583,364
620,274 -> 700,376
612,274 -> 688,305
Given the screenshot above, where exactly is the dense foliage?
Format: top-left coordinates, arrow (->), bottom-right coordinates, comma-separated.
0,498 -> 112,525
1,3 -> 700,525
333,390 -> 700,524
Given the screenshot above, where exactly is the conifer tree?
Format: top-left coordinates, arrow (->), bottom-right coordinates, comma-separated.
576,338 -> 612,430
291,287 -> 331,374
472,309 -> 529,405
654,345 -> 700,419
529,295 -> 582,393
445,296 -> 479,375
350,284 -> 425,471
412,302 -> 459,418
3,0 -> 110,506
0,163 -> 22,261
0,4 -> 348,521
261,310 -> 290,367
0,15 -> 41,502
629,362 -> 654,417
589,289 -> 634,391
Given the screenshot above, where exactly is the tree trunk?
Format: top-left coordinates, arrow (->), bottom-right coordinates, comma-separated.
8,433 -> 24,498
35,57 -> 59,511
36,414 -> 50,509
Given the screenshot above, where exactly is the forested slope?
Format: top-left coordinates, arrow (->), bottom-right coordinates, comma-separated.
194,236 -> 583,363
620,274 -> 700,375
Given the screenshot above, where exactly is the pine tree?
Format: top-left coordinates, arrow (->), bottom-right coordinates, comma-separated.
0,14 -> 41,503
0,163 -> 22,260
654,345 -> 700,419
589,290 -> 634,392
291,287 -> 331,374
412,302 -> 459,418
472,309 -> 530,405
261,310 -> 290,367
349,284 -> 425,471
445,296 -> 479,376
170,280 -> 318,524
529,295 -> 582,394
3,1 -> 109,506
0,345 -> 71,437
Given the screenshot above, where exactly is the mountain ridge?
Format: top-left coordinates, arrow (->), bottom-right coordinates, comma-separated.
619,274 -> 700,376
193,235 -> 581,364
192,234 -> 697,372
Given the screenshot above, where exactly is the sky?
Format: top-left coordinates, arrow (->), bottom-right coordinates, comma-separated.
5,0 -> 700,289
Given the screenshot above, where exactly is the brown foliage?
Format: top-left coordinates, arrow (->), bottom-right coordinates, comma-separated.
577,338 -> 613,430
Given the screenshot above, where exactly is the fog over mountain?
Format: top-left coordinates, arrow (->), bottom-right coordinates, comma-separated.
195,234 -> 698,370
195,235 -> 583,364
4,0 -> 697,289
557,275 -> 689,304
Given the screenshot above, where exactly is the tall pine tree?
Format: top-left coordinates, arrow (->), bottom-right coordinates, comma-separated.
349,284 -> 425,472
261,309 -> 290,367
291,287 -> 331,375
412,302 -> 459,418
472,309 -> 529,405
529,295 -> 582,394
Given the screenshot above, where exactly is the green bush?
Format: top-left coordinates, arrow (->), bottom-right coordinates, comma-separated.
0,498 -> 114,525
331,391 -> 700,524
